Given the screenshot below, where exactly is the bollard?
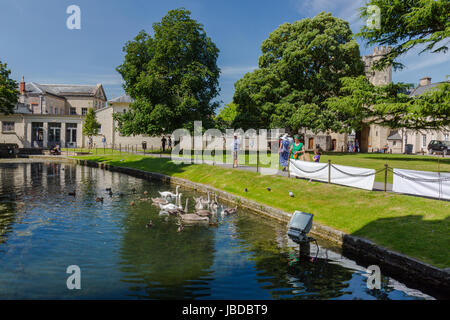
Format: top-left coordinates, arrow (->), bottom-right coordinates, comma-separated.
384,164 -> 388,192
256,151 -> 259,173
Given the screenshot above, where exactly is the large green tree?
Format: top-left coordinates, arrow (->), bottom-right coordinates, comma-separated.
326,76 -> 450,131
232,12 -> 365,132
358,0 -> 450,70
114,8 -> 220,136
0,61 -> 18,115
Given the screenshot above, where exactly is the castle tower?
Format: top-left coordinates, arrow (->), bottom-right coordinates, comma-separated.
362,46 -> 392,86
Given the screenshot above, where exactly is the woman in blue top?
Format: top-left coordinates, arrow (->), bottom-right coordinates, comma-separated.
279,134 -> 290,171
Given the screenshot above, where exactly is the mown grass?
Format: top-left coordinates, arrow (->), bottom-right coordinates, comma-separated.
73,153 -> 450,268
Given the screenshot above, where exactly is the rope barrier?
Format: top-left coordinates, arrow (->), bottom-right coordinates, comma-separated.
330,164 -> 384,177
289,161 -> 328,174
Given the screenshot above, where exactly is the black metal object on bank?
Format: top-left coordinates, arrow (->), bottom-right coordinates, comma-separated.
287,211 -> 316,257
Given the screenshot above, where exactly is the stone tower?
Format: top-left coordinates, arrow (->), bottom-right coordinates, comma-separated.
362,46 -> 392,86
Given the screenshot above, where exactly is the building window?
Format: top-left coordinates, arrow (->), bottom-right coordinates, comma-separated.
70,107 -> 77,115
98,125 -> 102,134
422,134 -> 427,148
393,141 -> 396,146
2,121 -> 15,133
82,108 -> 88,115
445,134 -> 449,141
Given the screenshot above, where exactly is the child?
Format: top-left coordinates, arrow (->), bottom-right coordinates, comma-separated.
309,149 -> 321,182
313,148 -> 321,162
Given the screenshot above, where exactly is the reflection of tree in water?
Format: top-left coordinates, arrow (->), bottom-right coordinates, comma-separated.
0,201 -> 17,246
119,194 -> 216,299
0,163 -> 23,246
232,212 -> 356,299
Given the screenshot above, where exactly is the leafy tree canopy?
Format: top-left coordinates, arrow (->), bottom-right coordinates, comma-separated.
214,102 -> 238,130
114,8 -> 220,136
326,76 -> 450,131
232,12 -> 365,132
0,61 -> 18,115
82,108 -> 101,138
358,0 -> 450,70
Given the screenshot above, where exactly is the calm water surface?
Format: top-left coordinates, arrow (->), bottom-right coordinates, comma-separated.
0,162 -> 433,299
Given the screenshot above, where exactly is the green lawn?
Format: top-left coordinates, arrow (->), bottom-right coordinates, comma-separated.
73,153 -> 450,269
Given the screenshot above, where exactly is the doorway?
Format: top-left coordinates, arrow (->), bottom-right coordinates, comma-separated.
66,123 -> 77,148
308,137 -> 314,150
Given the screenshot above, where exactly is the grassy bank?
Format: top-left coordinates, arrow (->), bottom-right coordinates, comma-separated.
73,153 -> 449,269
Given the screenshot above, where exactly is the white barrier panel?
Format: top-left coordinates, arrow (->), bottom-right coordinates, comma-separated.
392,168 -> 450,200
289,160 -> 376,191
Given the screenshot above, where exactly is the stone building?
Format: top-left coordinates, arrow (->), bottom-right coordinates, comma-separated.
0,77 -> 106,148
92,94 -> 162,150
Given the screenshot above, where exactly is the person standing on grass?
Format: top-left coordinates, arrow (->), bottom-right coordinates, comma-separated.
161,136 -> 167,152
168,137 -> 172,150
279,134 -> 290,171
232,133 -> 240,168
102,135 -> 106,149
290,135 -> 304,160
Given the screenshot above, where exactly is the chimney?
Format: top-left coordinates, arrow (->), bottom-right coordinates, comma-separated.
19,76 -> 25,94
419,77 -> 431,86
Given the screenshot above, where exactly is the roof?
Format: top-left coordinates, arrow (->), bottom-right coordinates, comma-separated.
24,82 -> 105,99
409,81 -> 448,97
109,94 -> 134,103
387,132 -> 402,140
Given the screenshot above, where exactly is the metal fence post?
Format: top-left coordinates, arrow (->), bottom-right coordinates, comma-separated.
256,151 -> 259,173
384,164 -> 388,192
328,160 -> 331,184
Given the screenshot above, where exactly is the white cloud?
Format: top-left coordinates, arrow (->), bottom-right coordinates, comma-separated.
292,0 -> 366,30
401,53 -> 450,73
220,65 -> 257,77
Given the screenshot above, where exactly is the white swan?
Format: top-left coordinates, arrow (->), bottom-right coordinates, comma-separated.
159,193 -> 182,211
159,185 -> 180,200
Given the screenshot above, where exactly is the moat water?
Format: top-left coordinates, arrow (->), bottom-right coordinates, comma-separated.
0,162 -> 434,299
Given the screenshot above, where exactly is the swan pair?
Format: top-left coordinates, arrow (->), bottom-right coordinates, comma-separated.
159,193 -> 183,211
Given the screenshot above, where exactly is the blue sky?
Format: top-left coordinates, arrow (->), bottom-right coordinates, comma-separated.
1,0 -> 449,110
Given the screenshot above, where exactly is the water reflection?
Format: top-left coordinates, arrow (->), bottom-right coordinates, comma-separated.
0,162 -> 432,300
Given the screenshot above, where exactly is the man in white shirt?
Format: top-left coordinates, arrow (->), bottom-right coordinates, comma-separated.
232,133 -> 240,168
